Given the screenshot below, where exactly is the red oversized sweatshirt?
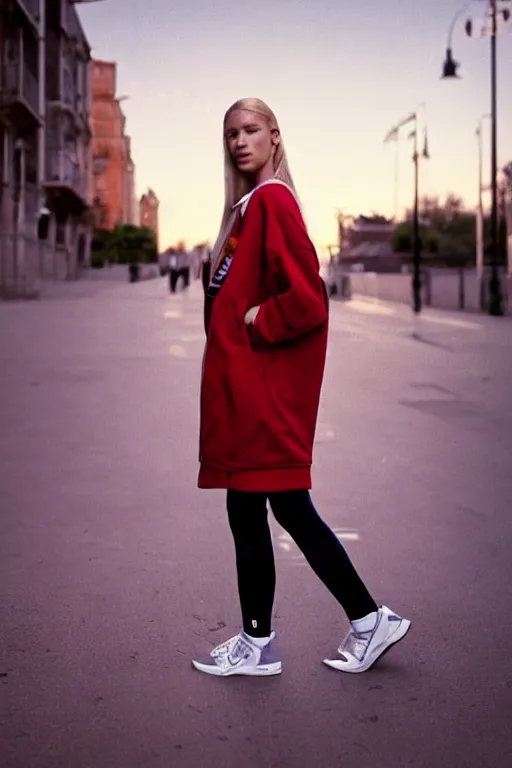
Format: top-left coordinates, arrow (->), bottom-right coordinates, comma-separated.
198,181 -> 329,492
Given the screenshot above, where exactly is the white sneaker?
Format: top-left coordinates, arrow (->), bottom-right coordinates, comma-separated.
323,606 -> 411,673
192,631 -> 282,677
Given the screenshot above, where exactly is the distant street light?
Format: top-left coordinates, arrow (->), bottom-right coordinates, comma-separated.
441,0 -> 510,316
384,109 -> 430,314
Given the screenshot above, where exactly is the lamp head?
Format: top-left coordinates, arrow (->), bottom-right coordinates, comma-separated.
442,48 -> 460,79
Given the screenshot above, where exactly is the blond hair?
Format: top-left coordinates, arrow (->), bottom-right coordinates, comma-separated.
211,98 -> 299,266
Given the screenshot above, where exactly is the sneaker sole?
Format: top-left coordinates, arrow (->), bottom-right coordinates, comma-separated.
323,619 -> 411,674
191,660 -> 282,677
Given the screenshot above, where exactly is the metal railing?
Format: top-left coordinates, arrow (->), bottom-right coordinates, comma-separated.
59,64 -> 88,122
46,149 -> 87,199
2,60 -> 39,117
22,65 -> 38,114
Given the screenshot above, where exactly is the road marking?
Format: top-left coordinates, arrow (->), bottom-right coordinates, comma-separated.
316,423 -> 336,440
333,528 -> 361,541
169,344 -> 187,357
164,310 -> 182,319
178,333 -> 205,342
275,528 -> 360,558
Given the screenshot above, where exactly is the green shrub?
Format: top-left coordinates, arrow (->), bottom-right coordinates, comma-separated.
90,251 -> 105,269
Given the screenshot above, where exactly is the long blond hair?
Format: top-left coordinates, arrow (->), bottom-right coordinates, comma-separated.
211,98 -> 299,267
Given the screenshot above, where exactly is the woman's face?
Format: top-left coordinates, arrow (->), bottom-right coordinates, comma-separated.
224,109 -> 279,181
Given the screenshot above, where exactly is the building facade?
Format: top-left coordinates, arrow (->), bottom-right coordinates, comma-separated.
335,214 -> 403,274
139,188 -> 159,249
43,0 -> 94,281
0,0 -> 43,297
90,59 -> 136,231
0,0 -> 99,298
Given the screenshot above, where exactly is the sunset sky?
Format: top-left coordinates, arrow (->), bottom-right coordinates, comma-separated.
78,0 -> 512,255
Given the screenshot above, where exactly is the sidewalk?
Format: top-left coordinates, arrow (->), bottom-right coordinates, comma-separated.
35,264 -> 161,300
347,291 -> 511,324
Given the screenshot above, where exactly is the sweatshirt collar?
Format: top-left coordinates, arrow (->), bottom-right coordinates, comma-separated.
232,179 -> 293,217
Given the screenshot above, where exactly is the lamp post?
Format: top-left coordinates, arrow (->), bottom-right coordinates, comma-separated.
411,120 -> 421,314
476,114 -> 491,294
441,0 -> 510,316
384,110 -> 430,314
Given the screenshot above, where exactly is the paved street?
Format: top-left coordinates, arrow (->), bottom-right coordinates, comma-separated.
1,275 -> 512,768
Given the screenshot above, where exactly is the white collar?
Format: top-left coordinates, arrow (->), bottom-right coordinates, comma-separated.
233,179 -> 295,217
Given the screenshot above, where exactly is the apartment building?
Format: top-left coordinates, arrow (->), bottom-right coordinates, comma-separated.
90,59 -> 137,231
43,0 -> 94,281
0,0 -> 100,298
0,0 -> 43,297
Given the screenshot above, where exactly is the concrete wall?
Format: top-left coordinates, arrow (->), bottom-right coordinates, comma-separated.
345,273 -> 412,304
332,268 -> 510,314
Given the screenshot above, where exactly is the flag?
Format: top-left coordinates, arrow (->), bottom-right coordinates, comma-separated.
384,112 -> 417,143
422,129 -> 430,160
384,126 -> 400,143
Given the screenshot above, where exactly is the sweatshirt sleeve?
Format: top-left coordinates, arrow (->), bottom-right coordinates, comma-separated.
249,186 -> 328,345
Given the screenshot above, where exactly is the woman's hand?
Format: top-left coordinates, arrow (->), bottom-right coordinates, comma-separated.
244,306 -> 260,325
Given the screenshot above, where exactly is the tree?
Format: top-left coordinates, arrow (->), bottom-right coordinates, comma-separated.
396,194 -> 475,266
91,224 -> 158,267
394,191 -> 508,267
392,221 -> 439,256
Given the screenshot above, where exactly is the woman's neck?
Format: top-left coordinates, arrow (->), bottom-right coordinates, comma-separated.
250,156 -> 275,187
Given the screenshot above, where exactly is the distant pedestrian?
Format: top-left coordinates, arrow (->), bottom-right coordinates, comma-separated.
193,98 -> 410,677
168,245 -> 190,293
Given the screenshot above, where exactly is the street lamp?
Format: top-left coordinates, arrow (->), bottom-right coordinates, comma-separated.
384,110 -> 430,314
441,0 -> 510,316
440,0 -> 475,78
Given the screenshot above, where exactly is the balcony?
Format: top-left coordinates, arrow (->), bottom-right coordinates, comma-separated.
0,58 -> 41,127
47,61 -> 89,135
44,149 -> 88,214
61,1 -> 87,47
13,0 -> 40,31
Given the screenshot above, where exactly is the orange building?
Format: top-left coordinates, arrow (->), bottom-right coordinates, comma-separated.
139,189 -> 159,249
90,59 -> 136,230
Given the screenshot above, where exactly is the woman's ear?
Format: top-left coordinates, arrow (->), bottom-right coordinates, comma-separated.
271,128 -> 280,146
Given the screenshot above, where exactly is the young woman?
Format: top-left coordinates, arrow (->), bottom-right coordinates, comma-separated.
193,98 -> 410,677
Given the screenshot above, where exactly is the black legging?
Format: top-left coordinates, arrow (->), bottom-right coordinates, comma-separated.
227,489 -> 378,638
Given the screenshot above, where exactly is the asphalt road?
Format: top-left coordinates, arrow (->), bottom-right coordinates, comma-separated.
1,276 -> 512,768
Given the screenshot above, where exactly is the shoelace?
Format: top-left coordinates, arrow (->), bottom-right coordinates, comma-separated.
211,634 -> 254,668
211,635 -> 239,661
339,629 -> 371,661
